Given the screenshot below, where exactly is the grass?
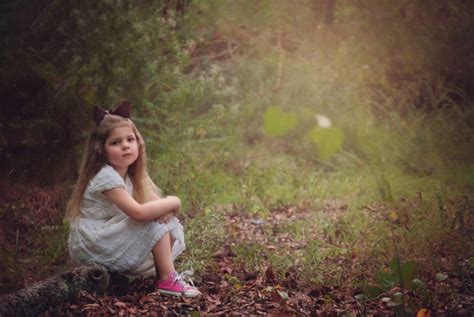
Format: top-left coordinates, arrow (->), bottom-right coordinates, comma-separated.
166,132 -> 473,291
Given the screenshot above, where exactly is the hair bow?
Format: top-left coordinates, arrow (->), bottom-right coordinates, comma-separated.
93,100 -> 131,125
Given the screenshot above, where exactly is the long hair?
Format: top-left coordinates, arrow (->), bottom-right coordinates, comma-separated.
66,114 -> 160,219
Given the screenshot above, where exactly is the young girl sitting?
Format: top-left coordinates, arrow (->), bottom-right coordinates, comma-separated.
66,100 -> 200,297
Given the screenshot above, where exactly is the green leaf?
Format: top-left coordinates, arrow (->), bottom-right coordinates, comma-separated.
389,258 -> 398,273
387,301 -> 400,308
435,273 -> 448,282
277,290 -> 289,300
400,262 -> 417,289
190,311 -> 200,317
412,278 -> 426,289
376,271 -> 398,290
354,293 -> 366,301
263,106 -> 297,137
389,259 -> 417,289
363,285 -> 384,299
309,127 -> 344,160
392,292 -> 403,303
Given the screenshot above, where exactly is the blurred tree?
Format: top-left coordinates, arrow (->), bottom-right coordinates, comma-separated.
0,0 -> 188,182
2,0 -> 473,182
161,0 -> 190,17
339,0 -> 474,107
312,0 -> 336,28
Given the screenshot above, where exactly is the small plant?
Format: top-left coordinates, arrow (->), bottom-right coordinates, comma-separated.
355,256 -> 430,316
231,242 -> 267,270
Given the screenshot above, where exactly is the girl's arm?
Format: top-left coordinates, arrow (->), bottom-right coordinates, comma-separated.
147,190 -> 181,222
103,187 -> 180,221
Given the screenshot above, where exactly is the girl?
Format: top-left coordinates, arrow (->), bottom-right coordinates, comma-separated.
66,100 -> 200,297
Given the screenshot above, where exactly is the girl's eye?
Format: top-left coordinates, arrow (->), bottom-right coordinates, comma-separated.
128,137 -> 136,142
111,140 -> 120,145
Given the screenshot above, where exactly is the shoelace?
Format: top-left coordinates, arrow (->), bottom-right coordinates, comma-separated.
173,270 -> 196,287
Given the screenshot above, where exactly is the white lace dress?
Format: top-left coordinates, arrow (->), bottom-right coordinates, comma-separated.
68,164 -> 185,276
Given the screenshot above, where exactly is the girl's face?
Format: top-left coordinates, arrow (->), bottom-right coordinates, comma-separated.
104,125 -> 139,177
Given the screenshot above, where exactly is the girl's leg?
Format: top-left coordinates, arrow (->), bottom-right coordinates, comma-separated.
153,230 -> 201,297
170,235 -> 175,248
152,232 -> 175,280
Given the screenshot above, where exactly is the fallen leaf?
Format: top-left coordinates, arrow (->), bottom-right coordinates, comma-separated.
84,303 -> 101,309
389,210 -> 398,221
266,266 -> 275,282
417,308 -> 431,317
114,301 -> 128,308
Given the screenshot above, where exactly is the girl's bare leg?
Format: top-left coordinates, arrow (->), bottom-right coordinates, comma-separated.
170,235 -> 175,248
152,232 -> 175,280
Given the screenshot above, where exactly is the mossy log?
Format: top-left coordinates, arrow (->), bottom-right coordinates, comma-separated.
0,264 -> 110,317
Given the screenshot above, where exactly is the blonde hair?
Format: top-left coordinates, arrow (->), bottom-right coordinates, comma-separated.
66,114 -> 160,219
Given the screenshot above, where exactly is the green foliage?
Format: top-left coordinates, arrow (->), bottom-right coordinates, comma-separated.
355,254 -> 460,314
0,0 -> 191,180
356,257 -> 422,315
302,240 -> 323,270
263,106 -> 297,137
309,127 -> 344,160
389,258 -> 417,290
231,242 -> 267,270
374,172 -> 394,203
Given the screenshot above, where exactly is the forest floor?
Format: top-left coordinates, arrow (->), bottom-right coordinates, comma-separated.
1,183 -> 473,315
46,208 -> 473,316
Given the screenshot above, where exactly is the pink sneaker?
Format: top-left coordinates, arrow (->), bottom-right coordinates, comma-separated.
155,270 -> 202,298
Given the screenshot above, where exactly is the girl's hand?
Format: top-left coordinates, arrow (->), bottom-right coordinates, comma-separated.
165,195 -> 181,208
172,205 -> 180,216
155,211 -> 175,224
165,195 -> 181,216
154,196 -> 180,223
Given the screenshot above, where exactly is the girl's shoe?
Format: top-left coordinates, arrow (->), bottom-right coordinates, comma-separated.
155,270 -> 202,298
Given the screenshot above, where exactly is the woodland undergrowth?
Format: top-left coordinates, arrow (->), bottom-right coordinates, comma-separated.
1,1 -> 474,314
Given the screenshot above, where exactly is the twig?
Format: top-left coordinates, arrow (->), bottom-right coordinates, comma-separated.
362,205 -> 377,212
209,300 -> 255,315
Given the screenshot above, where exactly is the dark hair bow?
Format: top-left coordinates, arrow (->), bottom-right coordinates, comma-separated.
93,100 -> 131,125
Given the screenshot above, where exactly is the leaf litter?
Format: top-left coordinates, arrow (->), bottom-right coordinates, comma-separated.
42,205 -> 474,315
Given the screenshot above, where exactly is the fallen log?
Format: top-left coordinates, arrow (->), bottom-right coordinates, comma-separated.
0,264 -> 110,317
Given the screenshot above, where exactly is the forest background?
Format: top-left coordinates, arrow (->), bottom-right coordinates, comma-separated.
0,0 -> 473,314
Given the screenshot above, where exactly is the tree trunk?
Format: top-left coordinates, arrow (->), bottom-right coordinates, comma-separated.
0,264 -> 110,317
312,0 -> 336,27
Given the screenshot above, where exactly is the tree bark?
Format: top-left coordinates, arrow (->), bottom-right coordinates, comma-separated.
0,264 -> 110,317
312,0 -> 336,27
